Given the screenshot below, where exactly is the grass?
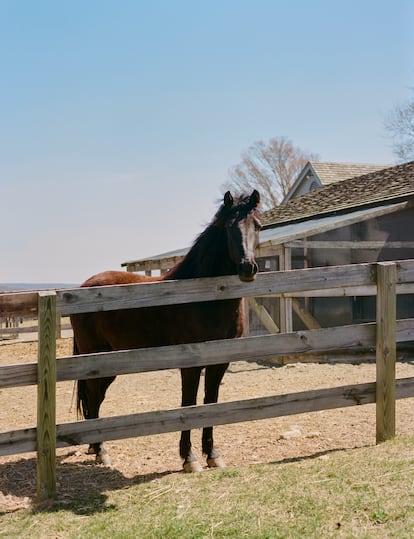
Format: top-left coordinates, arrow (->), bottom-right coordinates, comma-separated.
1,436 -> 414,538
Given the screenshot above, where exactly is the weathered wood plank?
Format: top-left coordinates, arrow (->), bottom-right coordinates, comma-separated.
1,318 -> 413,389
2,377 -> 413,456
0,322 -> 71,337
0,292 -> 38,317
397,258 -> 414,283
1,261 -> 412,319
0,324 -> 37,336
247,297 -> 279,333
56,383 -> 380,446
292,298 -> 321,330
376,263 -> 397,443
36,292 -> 57,500
57,260 -> 414,316
53,318 -> 414,382
51,323 -> 381,381
269,283 -> 414,298
57,263 -> 380,315
287,240 -> 414,249
279,245 -> 293,333
0,363 -> 37,388
0,427 -> 37,455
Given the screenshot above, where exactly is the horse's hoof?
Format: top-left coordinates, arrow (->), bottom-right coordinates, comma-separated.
207,456 -> 226,469
183,460 -> 203,473
96,452 -> 112,466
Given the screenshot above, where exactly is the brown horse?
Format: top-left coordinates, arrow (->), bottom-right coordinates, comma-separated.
71,190 -> 261,471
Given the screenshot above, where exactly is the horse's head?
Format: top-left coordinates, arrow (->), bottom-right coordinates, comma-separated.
219,189 -> 261,282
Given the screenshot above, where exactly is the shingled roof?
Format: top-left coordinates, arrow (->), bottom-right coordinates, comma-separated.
261,160 -> 414,228
308,161 -> 391,185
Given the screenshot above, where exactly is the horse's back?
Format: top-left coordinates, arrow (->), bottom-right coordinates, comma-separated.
81,270 -> 161,287
72,270 -> 244,353
71,271 -> 157,353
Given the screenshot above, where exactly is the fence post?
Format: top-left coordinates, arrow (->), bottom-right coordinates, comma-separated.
376,262 -> 396,443
37,291 -> 57,500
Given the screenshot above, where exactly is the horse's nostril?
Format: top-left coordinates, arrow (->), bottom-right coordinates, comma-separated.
239,261 -> 257,278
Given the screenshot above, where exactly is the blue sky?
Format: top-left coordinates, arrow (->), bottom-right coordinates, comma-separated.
1,0 -> 413,283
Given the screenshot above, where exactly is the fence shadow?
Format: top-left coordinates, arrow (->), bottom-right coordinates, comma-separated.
0,452 -> 178,515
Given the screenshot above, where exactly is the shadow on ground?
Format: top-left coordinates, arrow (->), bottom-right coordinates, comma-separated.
0,452 -> 178,515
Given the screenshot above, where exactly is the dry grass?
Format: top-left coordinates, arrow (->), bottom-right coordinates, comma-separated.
1,338 -> 414,533
1,436 -> 413,538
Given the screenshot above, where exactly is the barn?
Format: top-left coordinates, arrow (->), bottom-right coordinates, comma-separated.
257,160 -> 414,333
122,160 -> 414,341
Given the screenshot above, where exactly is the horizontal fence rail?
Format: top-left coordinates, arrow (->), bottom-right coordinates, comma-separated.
1,318 -> 414,389
1,260 -> 414,500
1,260 -> 414,318
55,259 -> 414,315
2,377 -> 414,457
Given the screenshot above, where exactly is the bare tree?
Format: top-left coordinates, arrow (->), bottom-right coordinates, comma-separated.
385,90 -> 414,162
224,136 -> 318,210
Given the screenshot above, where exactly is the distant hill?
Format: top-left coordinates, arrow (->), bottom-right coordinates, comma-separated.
0,283 -> 78,293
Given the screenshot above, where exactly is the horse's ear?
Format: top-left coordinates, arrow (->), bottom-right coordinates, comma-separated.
250,189 -> 260,208
224,191 -> 234,207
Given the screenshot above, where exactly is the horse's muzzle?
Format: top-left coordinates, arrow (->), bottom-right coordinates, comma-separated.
238,261 -> 258,282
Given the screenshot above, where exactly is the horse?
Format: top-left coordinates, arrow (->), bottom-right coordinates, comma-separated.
70,189 -> 261,472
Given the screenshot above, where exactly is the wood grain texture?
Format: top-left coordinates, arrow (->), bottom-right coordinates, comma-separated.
1,318 -> 413,389
0,291 -> 38,317
1,377 -> 413,456
376,263 -> 397,443
36,292 -> 57,500
56,260 -> 414,316
56,263 -> 379,315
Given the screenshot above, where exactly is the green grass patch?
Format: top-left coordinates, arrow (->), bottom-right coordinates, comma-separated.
1,436 -> 414,538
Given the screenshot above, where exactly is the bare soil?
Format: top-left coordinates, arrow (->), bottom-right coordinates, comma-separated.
1,338 -> 413,512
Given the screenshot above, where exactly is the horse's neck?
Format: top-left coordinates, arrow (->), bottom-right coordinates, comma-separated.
166,226 -> 235,280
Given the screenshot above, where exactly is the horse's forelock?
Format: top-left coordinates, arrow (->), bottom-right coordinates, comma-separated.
215,192 -> 260,226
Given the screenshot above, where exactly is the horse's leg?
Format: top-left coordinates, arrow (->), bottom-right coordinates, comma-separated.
180,367 -> 203,472
78,376 -> 115,465
203,363 -> 229,469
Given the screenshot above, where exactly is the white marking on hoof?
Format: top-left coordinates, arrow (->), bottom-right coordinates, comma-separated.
207,456 -> 226,469
183,460 -> 203,473
96,452 -> 112,466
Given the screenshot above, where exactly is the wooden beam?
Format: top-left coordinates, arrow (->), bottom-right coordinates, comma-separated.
56,261 -> 386,316
279,246 -> 293,333
0,322 -> 71,337
36,292 -> 57,500
1,318 -> 413,389
0,291 -> 38,317
247,297 -> 279,333
292,299 -> 321,330
2,377 -> 414,456
270,283 -> 414,298
376,262 -> 397,443
287,240 -> 414,249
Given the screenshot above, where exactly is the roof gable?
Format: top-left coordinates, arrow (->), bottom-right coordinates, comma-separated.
284,161 -> 391,202
262,160 -> 414,228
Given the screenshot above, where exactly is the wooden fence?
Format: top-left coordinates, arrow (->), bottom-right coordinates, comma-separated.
1,260 -> 414,500
0,315 -> 71,341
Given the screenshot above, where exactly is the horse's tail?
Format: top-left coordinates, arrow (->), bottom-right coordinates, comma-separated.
77,379 -> 88,420
73,339 -> 87,420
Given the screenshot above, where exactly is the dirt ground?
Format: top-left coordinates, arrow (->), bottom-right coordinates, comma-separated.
1,338 -> 414,512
